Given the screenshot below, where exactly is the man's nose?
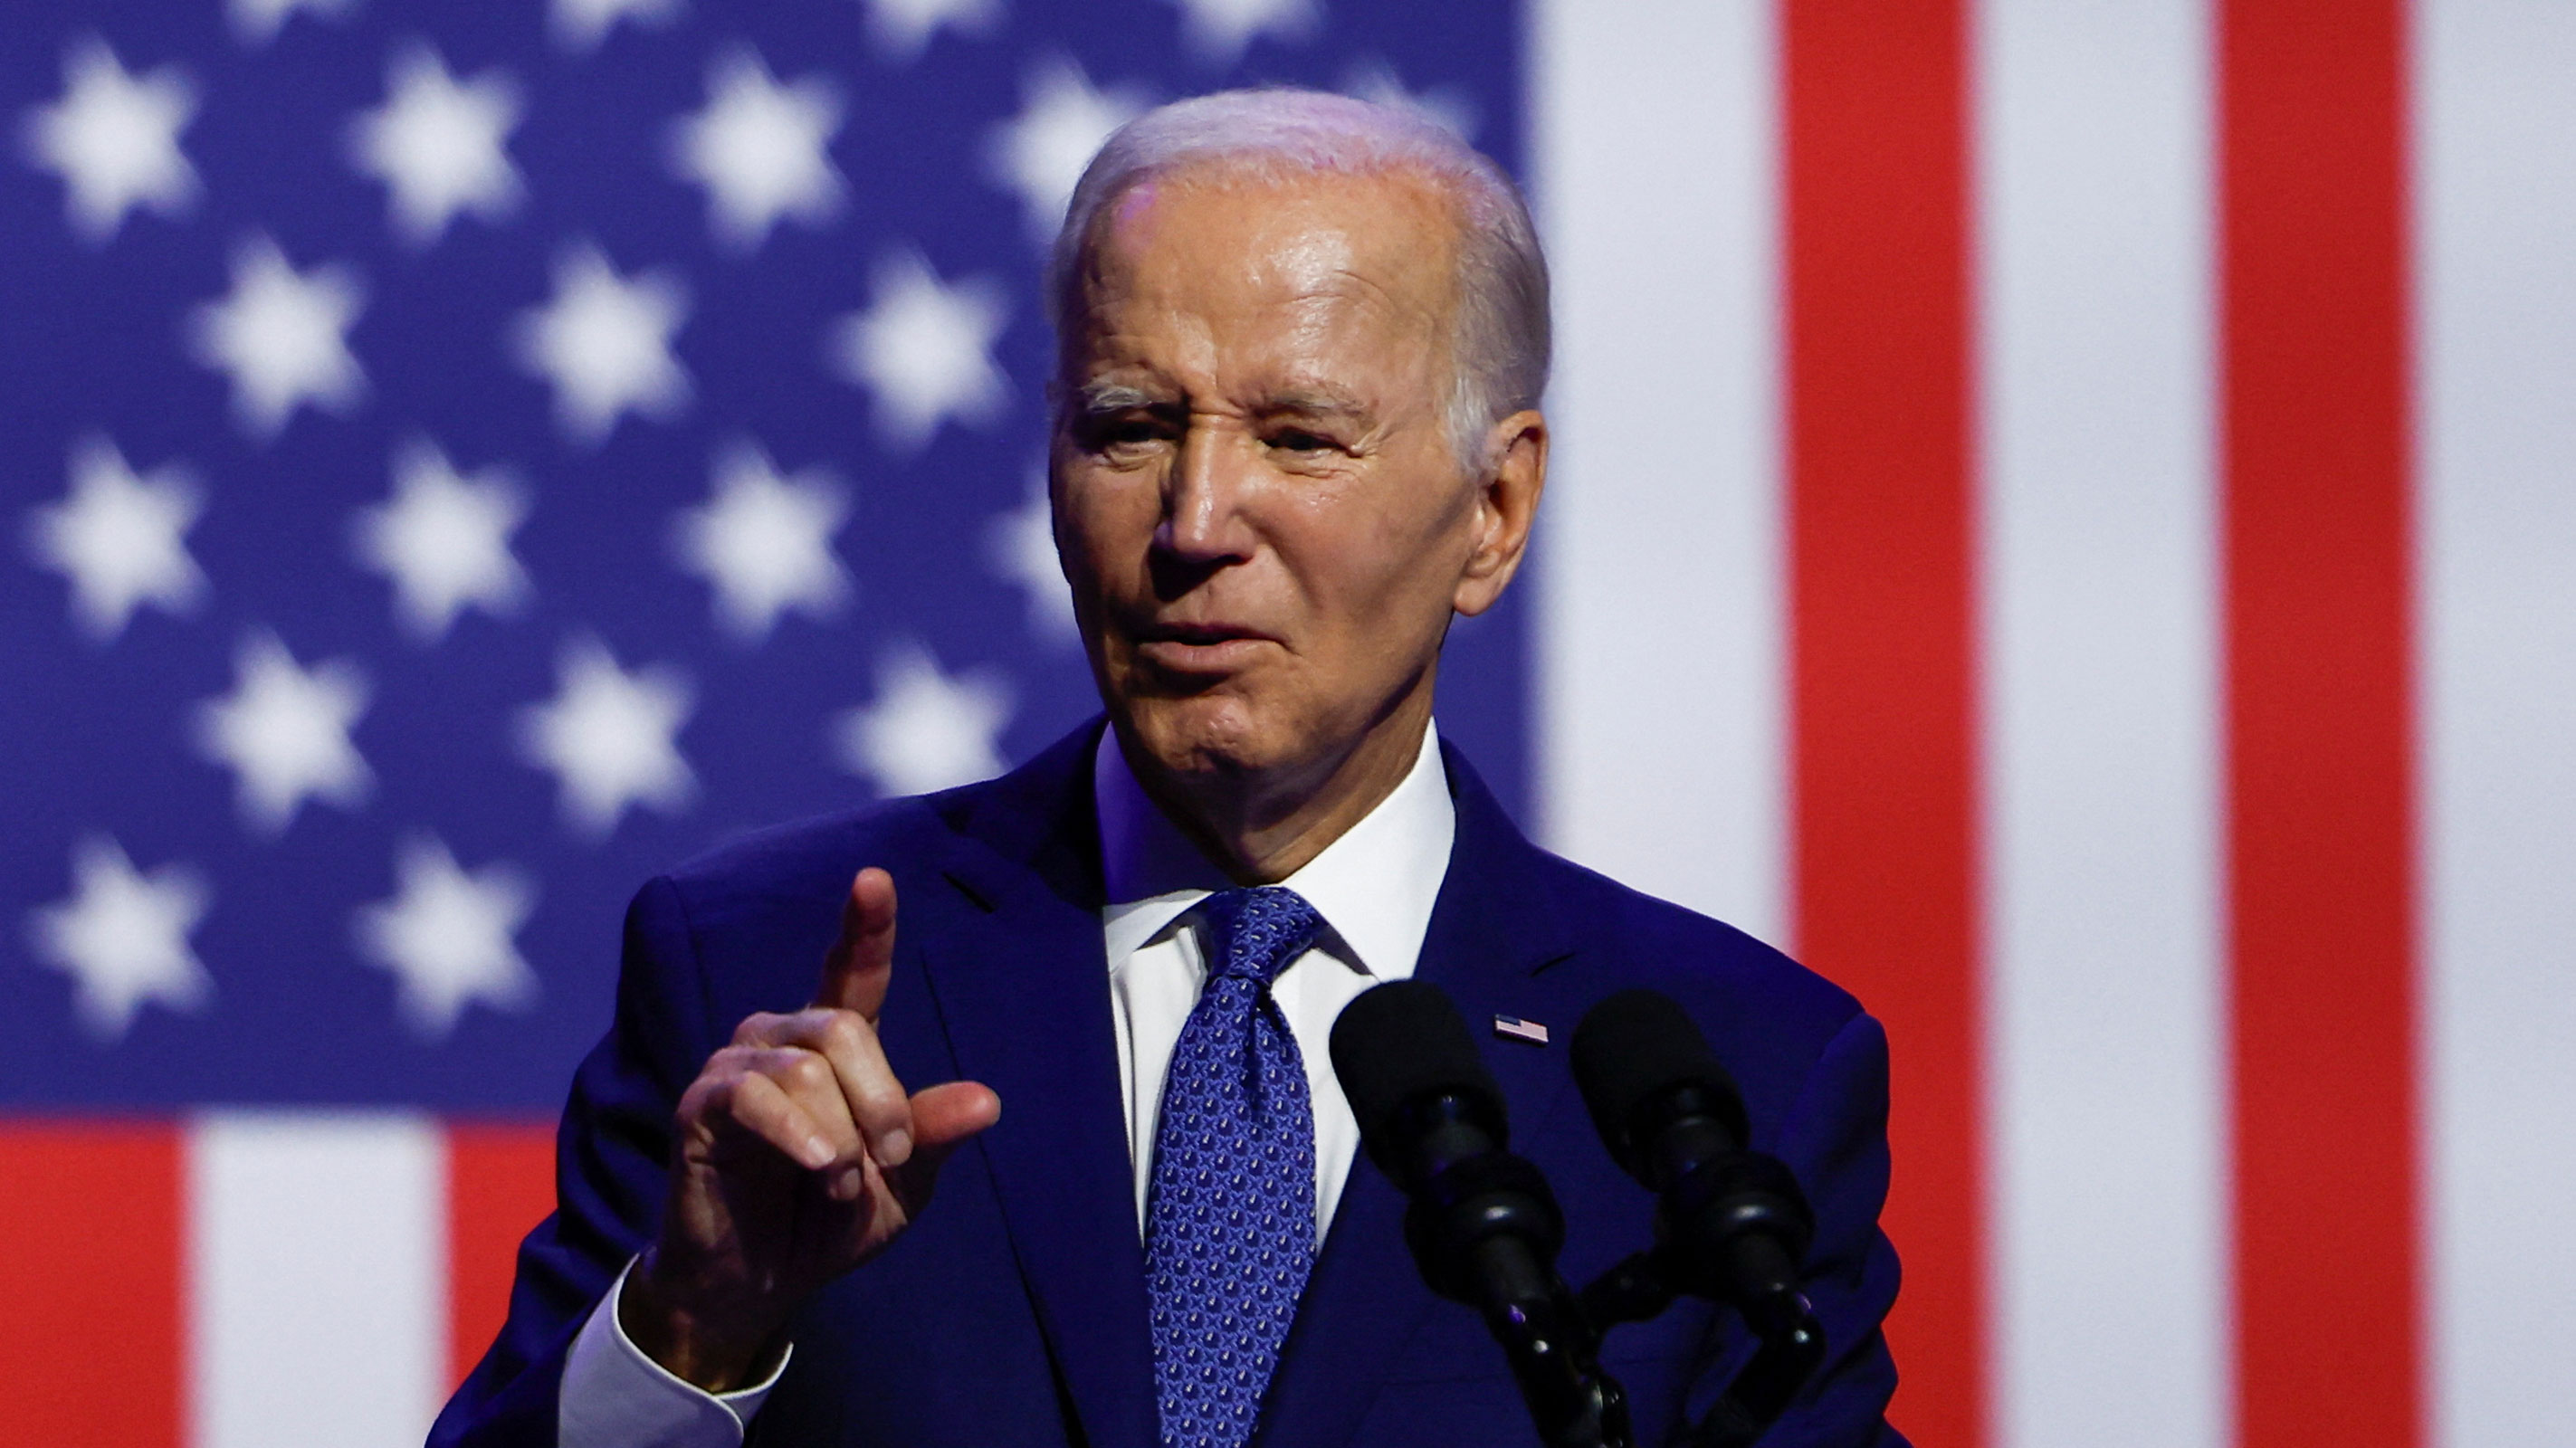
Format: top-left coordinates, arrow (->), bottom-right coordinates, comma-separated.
1154,419 -> 1258,566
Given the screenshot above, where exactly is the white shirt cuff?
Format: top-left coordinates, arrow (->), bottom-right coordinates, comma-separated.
558,1259 -> 790,1448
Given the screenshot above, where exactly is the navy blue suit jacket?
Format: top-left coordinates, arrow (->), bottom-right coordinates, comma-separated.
432,723 -> 1904,1447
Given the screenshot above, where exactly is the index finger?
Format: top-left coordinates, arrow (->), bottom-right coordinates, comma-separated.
816,867 -> 896,1021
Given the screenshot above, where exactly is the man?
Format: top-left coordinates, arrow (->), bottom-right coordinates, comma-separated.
434,89 -> 1901,1448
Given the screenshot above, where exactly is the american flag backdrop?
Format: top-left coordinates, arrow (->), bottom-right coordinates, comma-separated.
4,1 -> 2571,1446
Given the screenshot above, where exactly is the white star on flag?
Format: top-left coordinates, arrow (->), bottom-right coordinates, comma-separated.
27,836 -> 213,1042
20,37 -> 200,243
835,643 -> 1012,797
354,834 -> 538,1039
863,0 -> 1002,62
513,242 -> 692,446
196,630 -> 374,835
26,435 -> 207,643
519,634 -> 696,837
229,0 -> 361,49
987,58 -> 1147,242
188,234 -> 367,440
347,43 -> 523,248
1340,57 -> 1478,139
669,48 -> 845,254
551,0 -> 682,53
1165,0 -> 1319,67
829,250 -> 1007,451
671,441 -> 852,642
987,468 -> 1076,643
353,437 -> 531,641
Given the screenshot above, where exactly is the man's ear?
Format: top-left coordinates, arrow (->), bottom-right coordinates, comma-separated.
1454,409 -> 1547,618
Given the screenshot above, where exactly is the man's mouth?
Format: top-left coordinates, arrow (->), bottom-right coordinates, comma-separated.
1131,621 -> 1275,671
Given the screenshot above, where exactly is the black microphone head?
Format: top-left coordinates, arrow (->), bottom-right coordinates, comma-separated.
1570,988 -> 1751,1183
1330,980 -> 1504,1174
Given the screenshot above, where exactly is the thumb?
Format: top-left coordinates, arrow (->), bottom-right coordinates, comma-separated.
885,1080 -> 999,1211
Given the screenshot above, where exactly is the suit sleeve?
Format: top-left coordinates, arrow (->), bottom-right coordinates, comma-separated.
1745,1009 -> 1908,1448
429,876 -> 717,1448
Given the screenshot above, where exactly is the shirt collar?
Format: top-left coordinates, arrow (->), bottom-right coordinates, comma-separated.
1094,719 -> 1455,984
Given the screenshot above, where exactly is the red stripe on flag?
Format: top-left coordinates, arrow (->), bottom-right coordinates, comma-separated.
2219,4 -> 2423,1446
0,1119 -> 185,1448
445,1122 -> 559,1389
1782,3 -> 1983,1443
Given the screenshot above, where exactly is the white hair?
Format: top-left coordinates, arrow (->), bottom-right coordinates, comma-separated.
1048,88 -> 1550,472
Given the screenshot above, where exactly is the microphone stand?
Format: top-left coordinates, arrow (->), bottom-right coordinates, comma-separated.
1404,1141 -> 1636,1448
1474,1244 -> 1632,1448
1578,1239 -> 1827,1448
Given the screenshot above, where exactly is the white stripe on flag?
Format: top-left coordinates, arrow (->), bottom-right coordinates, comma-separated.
2416,4 -> 2576,1443
189,1113 -> 445,1448
1530,0 -> 1786,942
1974,3 -> 2229,1445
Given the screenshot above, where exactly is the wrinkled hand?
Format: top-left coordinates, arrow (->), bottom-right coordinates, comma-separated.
623,868 -> 1001,1390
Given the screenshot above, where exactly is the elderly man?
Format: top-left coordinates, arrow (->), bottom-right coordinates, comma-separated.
434,90 -> 1901,1448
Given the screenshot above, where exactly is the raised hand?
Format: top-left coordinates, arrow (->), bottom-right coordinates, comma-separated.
622,868 -> 1002,1390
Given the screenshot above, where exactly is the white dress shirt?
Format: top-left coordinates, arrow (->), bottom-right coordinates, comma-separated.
558,721 -> 1457,1448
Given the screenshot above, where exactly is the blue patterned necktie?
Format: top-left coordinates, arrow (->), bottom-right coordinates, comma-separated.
1146,885 -> 1325,1448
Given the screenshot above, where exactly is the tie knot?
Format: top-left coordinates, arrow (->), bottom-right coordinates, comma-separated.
1197,885 -> 1324,986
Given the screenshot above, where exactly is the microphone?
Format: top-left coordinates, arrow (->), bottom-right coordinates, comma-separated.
1569,989 -> 1825,1441
1331,980 -> 1630,1448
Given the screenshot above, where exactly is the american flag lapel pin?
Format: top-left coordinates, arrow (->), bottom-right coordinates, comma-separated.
1492,1014 -> 1550,1045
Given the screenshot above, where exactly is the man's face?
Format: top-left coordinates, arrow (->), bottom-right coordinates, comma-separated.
1051,168 -> 1504,793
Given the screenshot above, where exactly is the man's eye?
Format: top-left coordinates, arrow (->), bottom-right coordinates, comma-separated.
1081,415 -> 1168,450
1268,428 -> 1333,453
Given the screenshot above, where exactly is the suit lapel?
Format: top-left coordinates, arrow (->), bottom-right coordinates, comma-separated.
912,725 -> 1160,1448
1255,746 -> 1587,1448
